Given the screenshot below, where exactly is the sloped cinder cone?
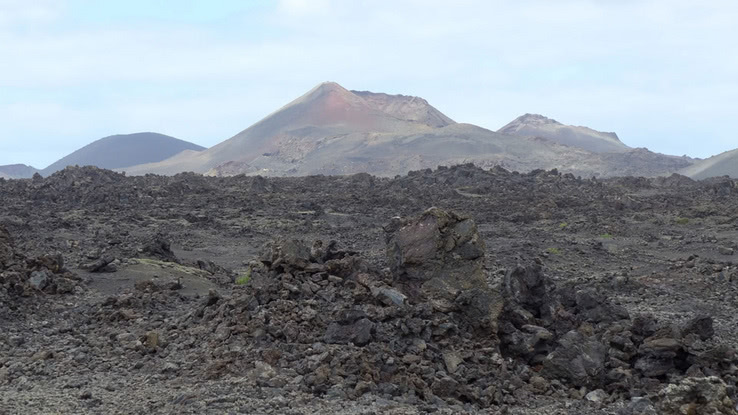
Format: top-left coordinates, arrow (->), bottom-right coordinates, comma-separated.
385,207 -> 503,333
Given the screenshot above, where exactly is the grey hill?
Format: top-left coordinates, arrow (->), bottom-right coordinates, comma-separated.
0,164 -> 39,180
498,113 -> 628,154
1,132 -> 204,179
40,132 -> 205,176
681,148 -> 738,179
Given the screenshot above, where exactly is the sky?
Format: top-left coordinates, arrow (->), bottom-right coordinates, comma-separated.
1,0 -> 737,168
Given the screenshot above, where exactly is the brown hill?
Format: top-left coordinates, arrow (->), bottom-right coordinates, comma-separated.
350,90 -> 455,127
124,82 -> 446,176
123,83 -> 693,178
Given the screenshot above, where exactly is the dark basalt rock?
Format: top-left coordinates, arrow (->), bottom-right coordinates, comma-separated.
386,207 -> 503,332
324,316 -> 374,346
141,234 -> 178,263
541,330 -> 608,388
681,314 -> 714,341
0,225 -> 82,297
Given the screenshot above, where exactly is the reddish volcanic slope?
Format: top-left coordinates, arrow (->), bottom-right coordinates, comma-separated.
123,82 -> 448,175
121,82 -> 695,178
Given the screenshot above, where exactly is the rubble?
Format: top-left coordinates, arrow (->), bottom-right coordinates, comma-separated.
1,165 -> 738,413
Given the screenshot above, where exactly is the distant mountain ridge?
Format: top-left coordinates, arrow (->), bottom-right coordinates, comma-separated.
498,113 -> 628,153
0,164 -> 39,179
681,148 -> 738,179
124,82 -> 450,176
41,132 -> 205,176
123,82 -> 694,179
3,82 -> 721,179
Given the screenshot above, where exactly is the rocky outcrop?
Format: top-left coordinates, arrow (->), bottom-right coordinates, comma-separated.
658,377 -> 737,414
0,225 -> 82,298
386,207 -> 503,333
495,262 -> 738,405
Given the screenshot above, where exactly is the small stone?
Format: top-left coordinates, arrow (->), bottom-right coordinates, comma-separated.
144,331 -> 160,349
402,354 -> 421,364
166,279 -> 183,290
31,350 -> 53,361
431,376 -> 459,397
585,389 -> 608,403
161,362 -> 180,373
443,352 -> 463,374
249,361 -> 276,380
323,317 -> 373,346
529,375 -> 549,393
29,271 -> 49,290
620,397 -> 657,415
354,380 -> 374,396
79,390 -> 92,400
205,289 -> 220,306
371,286 -> 407,306
9,336 -> 24,347
719,246 -> 734,256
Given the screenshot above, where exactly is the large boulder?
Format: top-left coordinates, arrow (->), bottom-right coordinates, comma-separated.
1,225 -> 81,297
261,238 -> 312,272
541,330 -> 608,388
502,264 -> 560,326
657,377 -> 737,414
141,234 -> 179,263
323,309 -> 374,346
681,314 -> 714,341
634,337 -> 684,378
385,208 -> 503,331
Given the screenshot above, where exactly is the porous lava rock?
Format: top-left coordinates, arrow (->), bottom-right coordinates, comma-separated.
386,207 -> 503,332
0,225 -> 82,299
657,376 -> 737,415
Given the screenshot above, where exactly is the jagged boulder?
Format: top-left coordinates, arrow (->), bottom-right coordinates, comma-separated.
385,207 -> 503,331
681,314 -> 714,341
0,225 -> 81,297
324,309 -> 374,346
541,330 -> 608,388
261,238 -> 312,272
502,264 -> 561,327
141,234 -> 179,263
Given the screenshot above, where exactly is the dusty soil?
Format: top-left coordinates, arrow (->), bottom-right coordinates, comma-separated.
1,165 -> 738,414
